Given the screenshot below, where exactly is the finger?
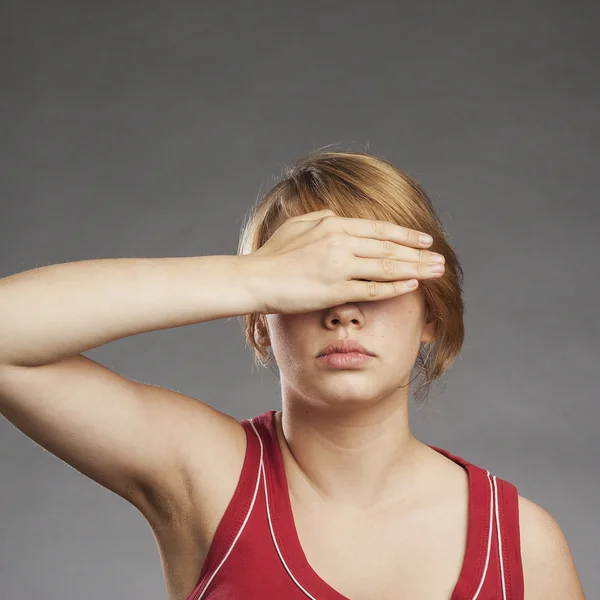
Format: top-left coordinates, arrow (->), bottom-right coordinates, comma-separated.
338,216 -> 432,248
345,278 -> 419,302
351,236 -> 444,265
350,257 -> 445,282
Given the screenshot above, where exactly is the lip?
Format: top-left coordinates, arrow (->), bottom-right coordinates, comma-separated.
317,352 -> 374,369
317,339 -> 375,357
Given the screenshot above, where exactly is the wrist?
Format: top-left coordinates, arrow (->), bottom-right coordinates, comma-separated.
233,254 -> 271,315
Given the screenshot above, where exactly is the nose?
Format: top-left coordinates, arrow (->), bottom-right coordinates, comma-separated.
323,303 -> 364,329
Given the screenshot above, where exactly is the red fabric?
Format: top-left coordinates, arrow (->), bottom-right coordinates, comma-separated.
185,410 -> 524,600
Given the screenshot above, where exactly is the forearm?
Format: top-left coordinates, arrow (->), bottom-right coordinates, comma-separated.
0,255 -> 262,367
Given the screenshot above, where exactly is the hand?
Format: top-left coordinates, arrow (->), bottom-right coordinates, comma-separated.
247,209 -> 445,315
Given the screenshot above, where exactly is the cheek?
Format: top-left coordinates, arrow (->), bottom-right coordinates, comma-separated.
268,316 -> 314,351
381,295 -> 425,331
370,313 -> 424,355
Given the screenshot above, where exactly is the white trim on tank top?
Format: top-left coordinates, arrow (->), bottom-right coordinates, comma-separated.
191,418 -> 508,600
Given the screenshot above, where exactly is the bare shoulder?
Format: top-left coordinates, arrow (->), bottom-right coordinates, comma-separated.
518,495 -> 586,599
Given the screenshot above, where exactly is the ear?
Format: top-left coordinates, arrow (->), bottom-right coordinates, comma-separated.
421,302 -> 437,345
255,315 -> 271,348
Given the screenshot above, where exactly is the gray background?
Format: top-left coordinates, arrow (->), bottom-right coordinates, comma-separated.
1,1 -> 598,598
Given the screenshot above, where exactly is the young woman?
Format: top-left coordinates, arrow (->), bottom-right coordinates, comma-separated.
0,151 -> 585,599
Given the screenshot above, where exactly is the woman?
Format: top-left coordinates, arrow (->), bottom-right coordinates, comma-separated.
0,151 -> 585,599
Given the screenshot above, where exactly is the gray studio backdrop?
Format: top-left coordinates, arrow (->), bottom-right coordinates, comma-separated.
1,2 -> 598,598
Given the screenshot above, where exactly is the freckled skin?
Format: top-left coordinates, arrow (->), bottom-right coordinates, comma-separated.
256,286 -> 436,414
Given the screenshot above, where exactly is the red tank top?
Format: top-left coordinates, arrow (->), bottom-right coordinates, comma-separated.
184,409 -> 524,600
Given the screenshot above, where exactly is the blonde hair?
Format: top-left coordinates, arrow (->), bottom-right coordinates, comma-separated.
237,150 -> 465,405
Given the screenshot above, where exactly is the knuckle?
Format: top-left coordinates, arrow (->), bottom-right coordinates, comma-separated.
313,216 -> 332,231
320,214 -> 338,227
381,239 -> 396,255
371,219 -> 387,237
325,231 -> 344,247
366,280 -> 380,297
381,258 -> 395,276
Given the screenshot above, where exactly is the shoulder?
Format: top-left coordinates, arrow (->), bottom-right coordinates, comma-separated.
517,494 -> 586,599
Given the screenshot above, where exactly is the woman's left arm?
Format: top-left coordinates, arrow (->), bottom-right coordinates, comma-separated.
519,496 -> 587,599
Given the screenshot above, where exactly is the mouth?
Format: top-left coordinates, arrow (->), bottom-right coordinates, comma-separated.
316,351 -> 375,368
317,340 -> 375,358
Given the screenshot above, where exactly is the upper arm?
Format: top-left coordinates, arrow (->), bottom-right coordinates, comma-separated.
0,354 -> 246,525
518,495 -> 586,599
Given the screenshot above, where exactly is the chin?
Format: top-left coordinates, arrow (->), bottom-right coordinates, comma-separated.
312,379 -> 383,403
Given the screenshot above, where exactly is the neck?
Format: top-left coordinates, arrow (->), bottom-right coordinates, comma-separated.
276,395 -> 427,514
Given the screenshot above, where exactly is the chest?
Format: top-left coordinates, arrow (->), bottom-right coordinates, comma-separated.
289,494 -> 469,600
151,488 -> 470,600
